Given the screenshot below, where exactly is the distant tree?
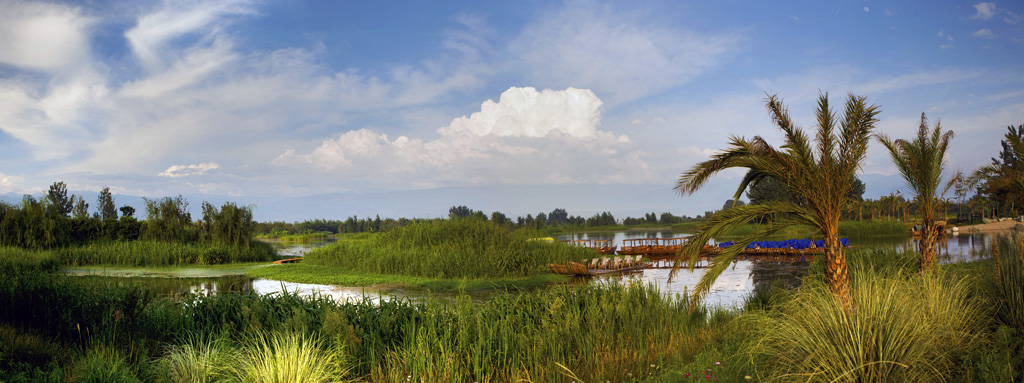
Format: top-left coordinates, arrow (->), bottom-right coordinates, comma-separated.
47,182 -> 73,217
491,211 -> 510,225
536,212 -> 548,226
72,196 -> 90,219
119,204 -> 135,218
97,187 -> 118,220
722,199 -> 747,210
969,124 -> 1024,216
143,196 -> 193,242
449,205 -> 472,219
548,208 -> 569,226
847,176 -> 866,203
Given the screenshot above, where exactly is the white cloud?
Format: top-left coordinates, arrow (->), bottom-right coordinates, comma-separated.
632,119 -> 645,125
972,2 -> 996,20
159,162 -> 221,177
884,9 -> 896,17
973,28 -> 996,38
508,0 -> 738,105
940,44 -> 955,49
278,87 -> 652,187
125,0 -> 257,71
0,172 -> 23,194
0,1 -> 92,71
863,7 -> 869,12
439,87 -> 602,138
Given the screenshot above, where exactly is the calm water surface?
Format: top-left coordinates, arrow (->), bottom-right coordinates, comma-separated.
69,232 -> 999,309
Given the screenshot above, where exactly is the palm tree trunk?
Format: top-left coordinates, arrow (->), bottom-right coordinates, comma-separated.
823,224 -> 850,307
920,208 -> 937,272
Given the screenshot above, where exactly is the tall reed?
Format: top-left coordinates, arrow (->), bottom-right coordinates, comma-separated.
991,232 -> 1024,331
57,240 -> 274,266
304,219 -> 594,278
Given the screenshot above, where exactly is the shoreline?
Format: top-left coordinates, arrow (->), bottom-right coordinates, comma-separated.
955,219 -> 1023,233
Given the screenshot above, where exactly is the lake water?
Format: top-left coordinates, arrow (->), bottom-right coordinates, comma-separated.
69,231 -> 999,309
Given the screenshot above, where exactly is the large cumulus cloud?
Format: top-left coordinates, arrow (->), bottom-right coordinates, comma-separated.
278,86 -> 648,188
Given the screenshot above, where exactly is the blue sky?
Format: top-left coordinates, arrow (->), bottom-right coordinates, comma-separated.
1,0 -> 1022,221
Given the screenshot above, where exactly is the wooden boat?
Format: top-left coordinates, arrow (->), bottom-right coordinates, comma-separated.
548,260 -> 649,276
272,257 -> 303,264
593,239 -> 617,255
617,238 -> 658,256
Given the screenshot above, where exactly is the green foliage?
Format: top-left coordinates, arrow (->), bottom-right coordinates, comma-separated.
156,335 -> 239,383
202,202 -> 256,247
97,187 -> 118,221
47,182 -> 73,217
0,196 -> 70,249
304,219 -> 594,279
838,219 -> 909,237
746,258 -> 985,382
57,240 -> 274,266
991,232 -> 1024,332
674,92 -> 881,304
73,346 -> 141,383
72,195 -> 90,219
237,332 -> 341,383
143,196 -> 196,243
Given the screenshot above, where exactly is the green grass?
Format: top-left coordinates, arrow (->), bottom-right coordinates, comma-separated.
246,263 -> 571,292
257,231 -> 335,242
839,219 -> 910,237
57,240 -> 275,266
746,250 -> 986,382
304,219 -> 595,279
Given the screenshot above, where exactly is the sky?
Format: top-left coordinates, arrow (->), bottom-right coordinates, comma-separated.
1,0 -> 1022,221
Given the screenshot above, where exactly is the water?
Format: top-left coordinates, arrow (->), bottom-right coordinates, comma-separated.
558,230 -> 997,309
66,232 -> 1000,309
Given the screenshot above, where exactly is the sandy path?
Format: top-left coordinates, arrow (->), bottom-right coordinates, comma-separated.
956,219 -> 1024,233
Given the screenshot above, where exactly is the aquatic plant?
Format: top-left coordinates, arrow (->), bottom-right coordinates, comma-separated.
57,240 -> 274,266
304,219 -> 594,279
236,332 -> 339,383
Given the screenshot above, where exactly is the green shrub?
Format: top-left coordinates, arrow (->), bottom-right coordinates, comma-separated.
237,332 -> 339,383
747,265 -> 985,382
73,346 -> 140,383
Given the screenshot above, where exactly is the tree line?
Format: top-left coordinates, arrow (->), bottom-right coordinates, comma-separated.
0,182 -> 259,250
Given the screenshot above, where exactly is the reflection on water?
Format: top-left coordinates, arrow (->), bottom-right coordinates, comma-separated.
560,230 -> 999,309
263,238 -> 335,257
69,232 -> 1002,309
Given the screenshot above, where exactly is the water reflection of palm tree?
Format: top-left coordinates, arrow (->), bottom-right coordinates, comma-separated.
673,92 -> 880,307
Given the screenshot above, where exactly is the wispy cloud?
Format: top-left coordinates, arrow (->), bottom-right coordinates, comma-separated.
159,162 -> 221,178
971,2 -> 996,20
973,28 -> 996,38
508,0 -> 739,105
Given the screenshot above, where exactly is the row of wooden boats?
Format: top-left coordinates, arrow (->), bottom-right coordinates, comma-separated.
548,255 -> 649,276
563,237 -> 692,256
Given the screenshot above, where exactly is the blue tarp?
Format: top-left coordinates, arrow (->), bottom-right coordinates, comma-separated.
717,237 -> 849,249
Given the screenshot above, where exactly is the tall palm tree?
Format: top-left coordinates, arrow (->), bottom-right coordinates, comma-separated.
674,92 -> 879,307
876,113 -> 958,272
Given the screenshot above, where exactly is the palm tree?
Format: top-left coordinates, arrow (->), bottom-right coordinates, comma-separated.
673,92 -> 880,307
877,113 -> 957,272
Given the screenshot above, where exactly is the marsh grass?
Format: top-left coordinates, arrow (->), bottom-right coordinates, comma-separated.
305,219 -> 595,279
237,332 -> 340,383
747,257 -> 985,382
57,240 -> 275,266
157,335 -> 238,383
991,232 -> 1024,331
73,345 -> 141,383
246,263 -> 569,292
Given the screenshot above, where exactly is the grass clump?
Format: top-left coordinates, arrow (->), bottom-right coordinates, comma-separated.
304,218 -> 594,279
991,232 -> 1024,332
73,346 -> 141,383
157,335 -> 238,383
57,240 -> 275,266
746,258 -> 985,382
236,332 -> 341,383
